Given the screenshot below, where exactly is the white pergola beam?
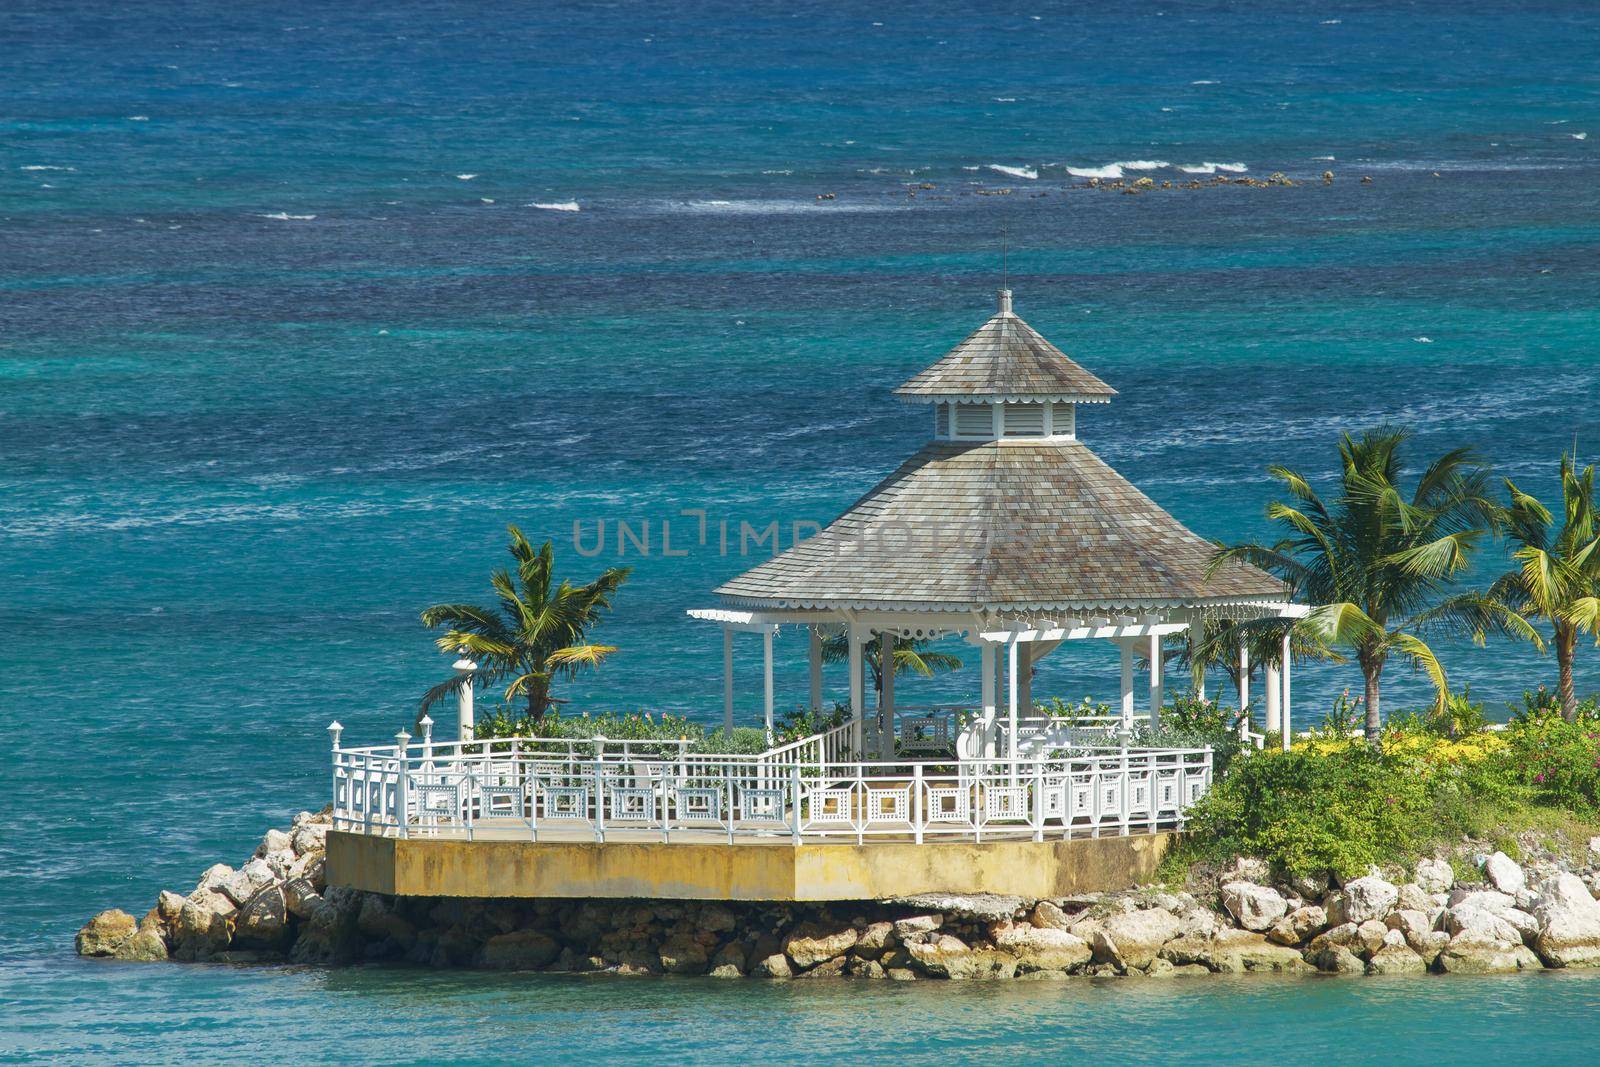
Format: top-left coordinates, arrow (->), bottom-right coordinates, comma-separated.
978,622 -> 1189,643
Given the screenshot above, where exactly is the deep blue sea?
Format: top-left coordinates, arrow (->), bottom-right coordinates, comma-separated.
5,1 -> 1600,1061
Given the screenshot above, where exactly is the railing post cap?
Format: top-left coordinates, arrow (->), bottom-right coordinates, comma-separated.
395,729 -> 411,743
419,714 -> 434,728
453,657 -> 477,672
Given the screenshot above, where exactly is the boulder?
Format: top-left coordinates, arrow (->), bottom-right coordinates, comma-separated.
658,936 -> 709,975
1220,883 -> 1288,932
291,824 -> 328,856
283,879 -> 324,920
111,916 -> 171,963
1499,908 -> 1539,945
262,850 -> 297,880
1307,922 -> 1361,955
1356,920 -> 1389,958
905,934 -> 1016,980
1030,900 -> 1073,931
76,909 -> 138,957
1308,944 -> 1366,975
1224,857 -> 1274,884
991,923 -> 1092,973
1162,929 -> 1312,974
1328,876 -> 1398,926
256,828 -> 293,856
784,923 -> 859,968
889,894 -> 1022,923
1266,905 -> 1326,946
172,898 -> 233,961
1533,871 -> 1600,967
232,885 -> 291,948
1437,938 -> 1543,974
1285,870 -> 1330,901
1448,888 -> 1516,914
751,951 -> 793,978
1394,883 -> 1433,914
481,929 -> 560,970
1090,909 -> 1181,970
892,914 -> 943,939
156,891 -> 187,924
1483,852 -> 1525,895
356,894 -> 416,948
1445,907 -> 1523,945
1415,858 -> 1454,895
709,941 -> 747,976
1366,941 -> 1427,975
855,922 -> 895,957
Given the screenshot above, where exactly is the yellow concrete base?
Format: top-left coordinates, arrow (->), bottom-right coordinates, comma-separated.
327,830 -> 1172,901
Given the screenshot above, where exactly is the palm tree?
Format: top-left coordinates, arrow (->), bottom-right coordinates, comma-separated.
819,631 -> 963,699
1182,617 -> 1343,709
420,525 -> 631,722
1213,427 -> 1537,748
1490,455 -> 1600,722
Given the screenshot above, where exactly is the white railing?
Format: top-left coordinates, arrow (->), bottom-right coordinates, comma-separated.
329,727 -> 1212,845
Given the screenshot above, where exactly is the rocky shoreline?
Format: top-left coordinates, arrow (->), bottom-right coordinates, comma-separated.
77,814 -> 1600,980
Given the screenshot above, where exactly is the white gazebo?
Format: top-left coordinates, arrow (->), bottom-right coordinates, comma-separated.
694,289 -> 1304,759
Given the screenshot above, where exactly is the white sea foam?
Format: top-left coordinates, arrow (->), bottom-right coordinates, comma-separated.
479,198 -> 495,203
1115,159 -> 1169,170
128,115 -> 149,121
987,164 -> 1037,179
1066,163 -> 1124,179
1177,161 -> 1248,174
22,165 -> 75,171
456,173 -> 478,180
1413,337 -> 1434,343
1312,155 -> 1336,161
529,201 -> 580,211
1191,79 -> 1218,85
1575,133 -> 1588,140
994,97 -> 1016,102
257,212 -> 316,220
961,165 -> 980,171
761,169 -> 793,175
1322,19 -> 1342,24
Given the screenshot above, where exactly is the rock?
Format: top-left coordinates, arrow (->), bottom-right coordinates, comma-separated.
1285,870 -> 1330,901
195,863 -> 234,894
889,894 -> 1022,923
232,885 -> 291,948
1394,883 -> 1432,914
1356,921 -> 1395,959
1224,857 -> 1274,884
156,891 -> 187,924
1437,939 -> 1543,974
1445,907 -> 1523,945
291,824 -> 328,856
1162,929 -> 1313,974
751,951 -> 793,978
1220,883 -> 1288,932
991,923 -> 1092,973
482,930 -> 560,970
289,887 -> 361,966
784,923 -> 859,968
1448,888 -> 1517,913
1030,900 -> 1072,931
76,910 -> 138,957
1309,944 -> 1366,975
906,934 -> 1017,980
1366,941 -> 1428,975
283,879 -> 323,920
1499,908 -> 1539,945
1415,858 -> 1454,894
855,922 -> 895,957
256,828 -> 293,857
709,942 -> 747,976
709,964 -> 742,979
892,914 -> 942,939
1090,909 -> 1181,970
1328,876 -> 1399,926
1308,922 -> 1361,954
172,898 -> 233,961
1533,871 -> 1600,967
110,916 -> 171,963
357,894 -> 416,947
1483,852 -> 1526,895
1588,835 -> 1600,857
1267,905 -> 1326,946
262,850 -> 298,880
658,937 -> 709,975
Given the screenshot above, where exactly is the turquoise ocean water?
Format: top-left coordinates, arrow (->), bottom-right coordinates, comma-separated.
5,1 -> 1600,1061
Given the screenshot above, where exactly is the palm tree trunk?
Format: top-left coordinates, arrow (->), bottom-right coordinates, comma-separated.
1556,622 -> 1578,723
1361,649 -> 1383,749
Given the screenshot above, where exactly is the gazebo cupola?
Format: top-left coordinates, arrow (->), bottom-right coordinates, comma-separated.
898,289 -> 1117,443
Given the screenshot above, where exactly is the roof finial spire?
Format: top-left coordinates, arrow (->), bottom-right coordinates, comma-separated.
998,221 -> 1013,315
997,288 -> 1013,315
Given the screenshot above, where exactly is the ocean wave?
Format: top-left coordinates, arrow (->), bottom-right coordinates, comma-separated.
21,165 -> 75,172
456,173 -> 478,180
256,212 -> 316,220
1575,133 -> 1588,141
528,201 -> 580,211
1191,79 -> 1218,85
666,199 -> 885,214
1115,160 -> 1169,171
1065,164 -> 1124,179
1177,161 -> 1248,174
987,164 -> 1038,180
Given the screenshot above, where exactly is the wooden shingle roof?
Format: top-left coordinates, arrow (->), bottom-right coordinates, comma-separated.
716,440 -> 1288,611
894,294 -> 1117,402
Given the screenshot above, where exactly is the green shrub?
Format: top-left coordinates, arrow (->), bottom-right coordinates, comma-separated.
1185,746 -> 1435,878
1501,713 -> 1600,813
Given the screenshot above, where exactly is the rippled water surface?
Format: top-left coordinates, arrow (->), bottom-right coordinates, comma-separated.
5,0 -> 1600,1060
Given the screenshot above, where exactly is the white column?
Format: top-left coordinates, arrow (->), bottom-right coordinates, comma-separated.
1147,633 -> 1163,729
809,625 -> 823,711
762,627 -> 775,740
1237,642 -> 1250,721
1189,616 -> 1207,701
1264,662 -> 1281,735
723,628 -> 735,735
1017,643 -> 1033,718
1281,628 -> 1293,751
879,631 -> 896,759
1007,638 -> 1020,762
848,627 -> 865,758
1119,640 -> 1135,728
453,656 -> 477,741
981,641 -> 998,757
